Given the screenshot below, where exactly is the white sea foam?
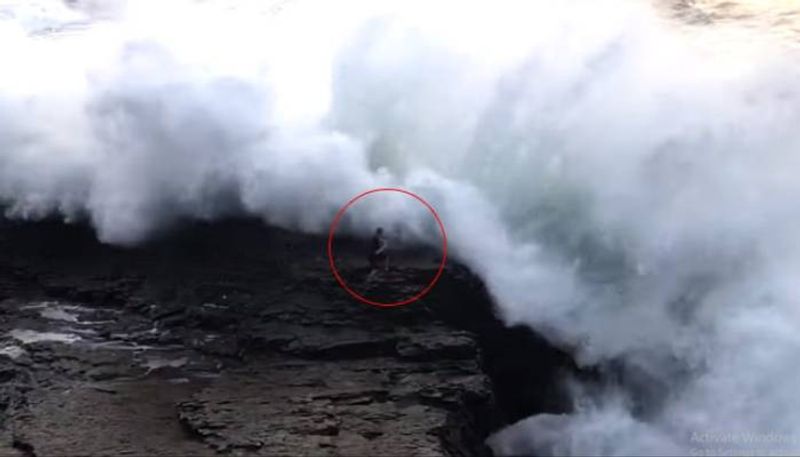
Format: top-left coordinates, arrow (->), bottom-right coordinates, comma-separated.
2,1 -> 800,454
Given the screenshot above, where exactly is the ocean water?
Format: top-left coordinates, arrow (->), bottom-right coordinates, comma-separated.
2,1 -> 800,454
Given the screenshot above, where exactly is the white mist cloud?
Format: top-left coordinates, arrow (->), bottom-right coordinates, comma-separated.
2,0 -> 800,455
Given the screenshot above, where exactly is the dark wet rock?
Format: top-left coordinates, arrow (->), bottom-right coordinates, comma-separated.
0,218 -> 580,456
177,357 -> 494,456
0,359 -> 32,430
186,303 -> 238,330
191,333 -> 243,358
11,437 -> 36,457
86,365 -> 127,381
396,331 -> 477,361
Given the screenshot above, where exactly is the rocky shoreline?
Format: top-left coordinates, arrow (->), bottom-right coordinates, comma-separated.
0,218 -> 577,456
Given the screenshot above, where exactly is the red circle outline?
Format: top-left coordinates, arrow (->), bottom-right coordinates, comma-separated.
327,187 -> 448,308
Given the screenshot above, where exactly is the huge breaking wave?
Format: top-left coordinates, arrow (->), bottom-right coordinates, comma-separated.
3,0 -> 800,455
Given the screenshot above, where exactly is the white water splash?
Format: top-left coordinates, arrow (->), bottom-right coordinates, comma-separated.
2,1 -> 800,455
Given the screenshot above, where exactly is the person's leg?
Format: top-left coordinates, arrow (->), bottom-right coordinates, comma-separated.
366,253 -> 388,281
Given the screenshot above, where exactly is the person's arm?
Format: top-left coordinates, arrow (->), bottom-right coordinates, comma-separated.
375,237 -> 387,254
